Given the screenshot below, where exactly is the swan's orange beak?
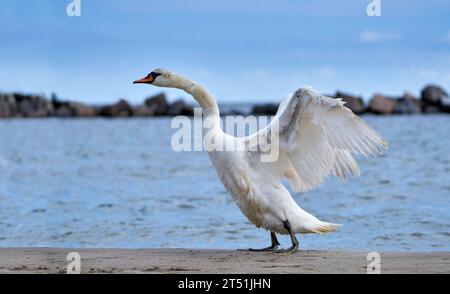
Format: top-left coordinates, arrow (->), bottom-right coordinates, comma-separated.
133,75 -> 154,84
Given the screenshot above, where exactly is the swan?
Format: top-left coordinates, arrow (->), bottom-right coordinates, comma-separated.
134,69 -> 387,252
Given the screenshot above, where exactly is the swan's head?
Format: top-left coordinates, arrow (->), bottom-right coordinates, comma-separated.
133,68 -> 176,88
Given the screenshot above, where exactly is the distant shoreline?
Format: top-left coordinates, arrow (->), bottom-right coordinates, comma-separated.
0,248 -> 449,274
1,84 -> 449,118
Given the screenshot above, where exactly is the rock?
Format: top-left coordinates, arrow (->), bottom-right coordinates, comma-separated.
167,100 -> 194,116
440,95 -> 450,113
222,109 -> 246,116
51,93 -> 64,109
423,105 -> 441,114
251,103 -> 279,115
368,94 -> 398,114
14,94 -> 53,117
99,99 -> 133,117
133,105 -> 154,117
55,104 -> 74,117
421,85 -> 448,107
0,93 -> 18,117
394,92 -> 422,114
144,93 -> 168,116
52,95 -> 96,117
334,91 -> 365,114
69,102 -> 96,117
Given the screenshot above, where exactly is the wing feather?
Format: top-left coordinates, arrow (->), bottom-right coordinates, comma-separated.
244,87 -> 387,193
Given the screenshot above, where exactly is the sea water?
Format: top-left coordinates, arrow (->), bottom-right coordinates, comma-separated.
0,115 -> 449,251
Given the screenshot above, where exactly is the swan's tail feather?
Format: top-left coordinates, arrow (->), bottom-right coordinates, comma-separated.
310,221 -> 341,234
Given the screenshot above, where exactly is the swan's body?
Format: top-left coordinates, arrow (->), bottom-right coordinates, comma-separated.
134,69 -> 387,252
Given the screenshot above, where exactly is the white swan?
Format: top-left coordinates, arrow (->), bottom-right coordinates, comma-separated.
134,69 -> 387,252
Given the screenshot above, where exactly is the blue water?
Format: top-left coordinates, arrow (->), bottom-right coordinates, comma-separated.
0,115 -> 449,251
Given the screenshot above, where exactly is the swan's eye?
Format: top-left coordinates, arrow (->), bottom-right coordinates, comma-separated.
150,72 -> 162,80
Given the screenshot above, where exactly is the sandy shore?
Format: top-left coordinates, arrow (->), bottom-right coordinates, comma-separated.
0,248 -> 448,274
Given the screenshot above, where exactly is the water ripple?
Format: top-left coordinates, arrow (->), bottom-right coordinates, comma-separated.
0,116 -> 449,251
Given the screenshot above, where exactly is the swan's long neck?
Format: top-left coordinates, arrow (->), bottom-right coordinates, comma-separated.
170,74 -> 220,117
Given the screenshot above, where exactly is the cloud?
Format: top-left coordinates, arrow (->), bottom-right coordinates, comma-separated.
234,67 -> 339,102
312,67 -> 336,79
396,67 -> 450,92
358,30 -> 402,43
439,31 -> 450,44
408,68 -> 450,82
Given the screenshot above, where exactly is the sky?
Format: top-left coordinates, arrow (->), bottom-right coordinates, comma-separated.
0,0 -> 449,104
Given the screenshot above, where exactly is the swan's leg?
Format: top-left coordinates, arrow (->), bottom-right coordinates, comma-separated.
276,220 -> 299,253
247,232 -> 280,252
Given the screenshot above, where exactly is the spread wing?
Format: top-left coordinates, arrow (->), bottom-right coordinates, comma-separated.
243,87 -> 387,193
